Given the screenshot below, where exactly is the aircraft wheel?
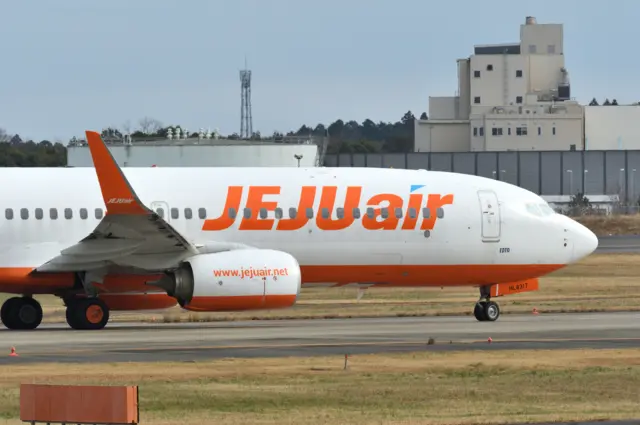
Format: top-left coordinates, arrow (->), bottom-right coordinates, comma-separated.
473,302 -> 486,321
1,296 -> 43,330
483,301 -> 500,322
66,298 -> 110,330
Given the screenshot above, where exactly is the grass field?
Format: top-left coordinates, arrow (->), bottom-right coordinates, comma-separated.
1,349 -> 640,424
1,252 -> 639,324
575,213 -> 640,236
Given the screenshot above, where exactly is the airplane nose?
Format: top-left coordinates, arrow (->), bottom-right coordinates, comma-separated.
571,220 -> 599,261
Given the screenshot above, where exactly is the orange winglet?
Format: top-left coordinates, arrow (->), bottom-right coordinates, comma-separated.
85,131 -> 148,216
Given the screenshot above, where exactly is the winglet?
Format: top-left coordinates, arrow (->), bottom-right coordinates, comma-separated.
85,130 -> 149,216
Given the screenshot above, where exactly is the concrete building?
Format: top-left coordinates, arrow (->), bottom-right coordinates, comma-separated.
584,105 -> 640,150
415,16 -> 584,152
67,134 -> 327,168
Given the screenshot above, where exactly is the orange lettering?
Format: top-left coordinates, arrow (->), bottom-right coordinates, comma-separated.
420,194 -> 454,230
276,186 -> 317,231
201,186 -> 243,231
361,194 -> 404,230
239,186 -> 281,231
316,186 -> 362,231
402,193 -> 423,230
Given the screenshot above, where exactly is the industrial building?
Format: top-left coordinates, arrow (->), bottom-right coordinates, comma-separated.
415,16 -> 584,152
67,131 -> 327,168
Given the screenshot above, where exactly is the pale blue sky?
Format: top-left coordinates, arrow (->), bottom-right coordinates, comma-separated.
0,0 -> 636,142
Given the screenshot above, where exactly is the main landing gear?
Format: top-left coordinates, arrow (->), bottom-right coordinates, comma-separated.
0,296 -> 43,330
473,285 -> 500,322
0,296 -> 110,330
64,297 -> 110,330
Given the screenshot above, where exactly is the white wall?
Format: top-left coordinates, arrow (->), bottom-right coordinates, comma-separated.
67,144 -> 320,167
584,106 -> 640,150
414,120 -> 470,152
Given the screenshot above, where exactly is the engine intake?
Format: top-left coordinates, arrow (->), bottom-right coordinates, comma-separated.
154,249 -> 302,312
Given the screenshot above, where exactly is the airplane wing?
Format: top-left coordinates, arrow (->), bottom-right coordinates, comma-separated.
33,131 -> 201,275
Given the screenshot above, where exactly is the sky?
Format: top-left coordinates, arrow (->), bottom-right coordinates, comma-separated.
0,0 -> 637,142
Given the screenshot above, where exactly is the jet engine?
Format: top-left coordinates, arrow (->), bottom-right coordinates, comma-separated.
151,249 -> 302,312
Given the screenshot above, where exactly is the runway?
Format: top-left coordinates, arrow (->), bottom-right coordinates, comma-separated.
1,312 -> 640,364
596,235 -> 640,252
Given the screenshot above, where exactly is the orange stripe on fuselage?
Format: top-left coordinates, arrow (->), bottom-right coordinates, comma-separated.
0,264 -> 566,295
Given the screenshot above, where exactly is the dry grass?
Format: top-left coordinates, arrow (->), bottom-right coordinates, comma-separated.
575,213 -> 640,236
3,253 -> 640,324
1,349 -> 640,424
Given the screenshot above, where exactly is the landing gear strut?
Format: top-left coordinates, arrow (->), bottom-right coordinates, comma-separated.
65,297 -> 110,330
473,285 -> 500,322
1,296 -> 43,330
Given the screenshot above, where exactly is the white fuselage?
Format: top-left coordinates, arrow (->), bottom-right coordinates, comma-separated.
0,166 -> 597,291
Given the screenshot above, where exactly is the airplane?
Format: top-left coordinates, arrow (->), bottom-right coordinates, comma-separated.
0,131 -> 598,331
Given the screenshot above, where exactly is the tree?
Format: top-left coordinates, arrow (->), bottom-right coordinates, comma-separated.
138,117 -> 162,135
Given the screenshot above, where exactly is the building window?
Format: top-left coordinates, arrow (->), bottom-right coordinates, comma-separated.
474,70 -> 480,78
508,127 -> 512,135
474,96 -> 481,104
491,127 -> 503,136
516,96 -> 523,104
516,70 -> 523,78
547,44 -> 556,54
473,127 -> 478,137
529,44 -> 537,54
538,127 -> 542,136
516,126 -> 528,136
486,64 -> 493,71
552,127 -> 556,135
479,127 -> 484,136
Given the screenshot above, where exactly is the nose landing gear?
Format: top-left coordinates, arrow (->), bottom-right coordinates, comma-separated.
474,285 -> 500,322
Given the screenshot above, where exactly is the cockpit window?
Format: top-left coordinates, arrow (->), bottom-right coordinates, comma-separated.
525,203 -> 543,216
538,203 -> 555,216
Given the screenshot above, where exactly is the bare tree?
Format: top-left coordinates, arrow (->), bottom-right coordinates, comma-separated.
138,117 -> 162,135
0,128 -> 10,143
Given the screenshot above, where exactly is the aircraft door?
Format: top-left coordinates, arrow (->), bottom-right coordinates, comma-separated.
477,190 -> 501,242
150,201 -> 171,223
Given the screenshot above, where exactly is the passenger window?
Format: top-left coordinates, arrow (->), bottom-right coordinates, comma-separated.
275,208 -> 283,219
171,208 -> 179,219
422,208 -> 430,218
381,208 -> 389,219
80,208 -> 87,220
184,208 -> 192,219
306,208 -> 313,218
259,208 -> 268,219
366,208 -> 375,218
155,208 -> 164,218
408,208 -> 417,219
94,208 -> 103,219
395,208 -> 403,218
321,208 -> 330,219
336,207 -> 344,219
289,207 -> 297,219
243,208 -> 252,219
228,208 -> 237,219
35,208 -> 43,220
198,208 -> 206,219
20,208 -> 28,220
50,208 -> 58,220
5,208 -> 12,220
64,208 -> 72,219
353,208 -> 361,219
436,208 -> 444,218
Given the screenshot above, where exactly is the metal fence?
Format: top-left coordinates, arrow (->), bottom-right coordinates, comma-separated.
323,150 -> 640,204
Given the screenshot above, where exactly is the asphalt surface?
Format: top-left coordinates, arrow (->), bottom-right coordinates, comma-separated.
1,312 -> 640,364
596,235 -> 640,253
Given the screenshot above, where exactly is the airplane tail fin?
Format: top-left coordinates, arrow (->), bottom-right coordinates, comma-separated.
84,130 -> 149,216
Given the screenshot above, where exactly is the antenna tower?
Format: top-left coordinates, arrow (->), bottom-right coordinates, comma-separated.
239,60 -> 252,139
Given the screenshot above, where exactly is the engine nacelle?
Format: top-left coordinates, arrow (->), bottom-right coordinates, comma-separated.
157,249 -> 302,312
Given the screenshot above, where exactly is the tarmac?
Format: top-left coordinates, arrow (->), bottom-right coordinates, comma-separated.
596,235 -> 640,253
1,311 -> 640,364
